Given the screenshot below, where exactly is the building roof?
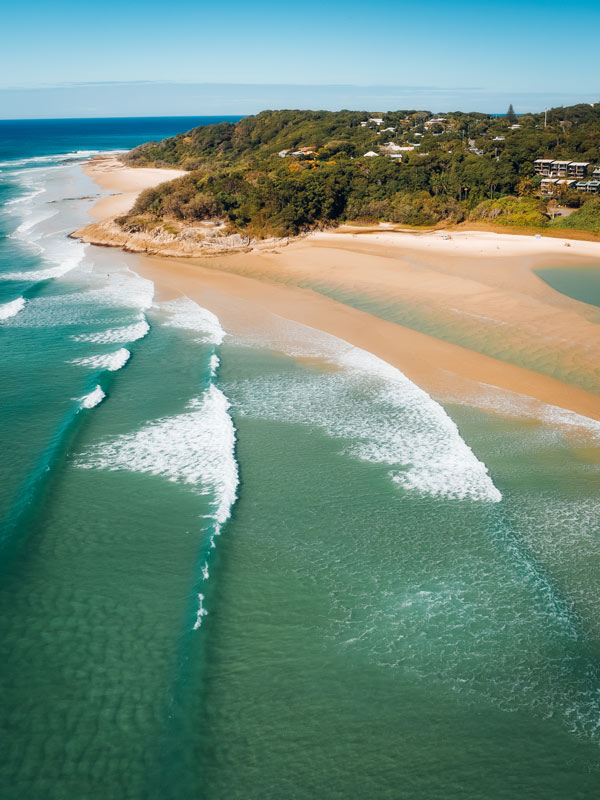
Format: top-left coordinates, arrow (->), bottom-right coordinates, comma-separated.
569,162 -> 590,167
363,151 -> 379,157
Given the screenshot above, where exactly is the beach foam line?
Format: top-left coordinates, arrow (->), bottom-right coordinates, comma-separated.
80,385 -> 106,409
76,381 -> 239,627
71,317 -> 150,344
70,347 -> 131,372
3,185 -> 46,207
230,318 -> 502,503
157,297 -> 226,345
448,381 -> 600,442
76,383 -> 238,519
0,149 -> 124,170
0,297 -> 25,321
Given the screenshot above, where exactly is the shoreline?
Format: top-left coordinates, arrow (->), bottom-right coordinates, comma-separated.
82,154 -> 186,220
78,155 -> 600,424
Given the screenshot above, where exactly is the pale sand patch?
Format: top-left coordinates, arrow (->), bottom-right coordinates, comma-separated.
83,154 -> 186,220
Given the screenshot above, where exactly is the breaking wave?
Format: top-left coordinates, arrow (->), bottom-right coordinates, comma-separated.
80,385 -> 106,409
70,347 -> 131,372
229,320 -> 501,503
0,297 -> 25,320
158,296 -> 226,344
71,317 -> 150,344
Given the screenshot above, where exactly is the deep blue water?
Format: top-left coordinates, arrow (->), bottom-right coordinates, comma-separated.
0,116 -> 242,163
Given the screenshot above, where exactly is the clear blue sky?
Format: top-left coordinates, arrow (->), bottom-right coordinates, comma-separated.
2,0 -> 599,117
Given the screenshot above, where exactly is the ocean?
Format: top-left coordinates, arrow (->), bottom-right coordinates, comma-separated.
1,118 -> 600,800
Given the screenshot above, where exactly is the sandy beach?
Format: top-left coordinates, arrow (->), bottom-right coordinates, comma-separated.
82,155 -> 600,424
84,154 -> 185,219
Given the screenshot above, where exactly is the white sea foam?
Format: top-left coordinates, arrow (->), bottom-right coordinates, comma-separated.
77,384 -> 239,525
80,385 -> 106,409
193,594 -> 209,629
3,184 -> 46,207
1,232 -> 87,283
157,297 -> 226,344
446,381 -> 600,442
229,319 -> 502,503
10,208 -> 58,237
71,348 -> 131,372
71,317 -> 150,344
7,269 -> 154,328
0,297 -> 25,320
77,377 -> 239,631
0,149 -> 118,170
209,354 -> 220,377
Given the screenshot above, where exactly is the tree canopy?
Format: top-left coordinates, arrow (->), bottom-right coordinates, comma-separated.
121,103 -> 600,237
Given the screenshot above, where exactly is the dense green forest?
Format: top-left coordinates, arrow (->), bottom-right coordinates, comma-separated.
122,104 -> 600,237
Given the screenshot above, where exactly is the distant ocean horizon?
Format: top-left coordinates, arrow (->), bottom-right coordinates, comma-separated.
1,117 -> 600,799
1,81 -> 598,119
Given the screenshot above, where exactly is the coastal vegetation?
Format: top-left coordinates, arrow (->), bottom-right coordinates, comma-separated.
121,104 -> 600,238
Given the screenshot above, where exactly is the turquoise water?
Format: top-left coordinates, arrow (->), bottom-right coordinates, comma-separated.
536,265 -> 600,309
1,122 -> 600,798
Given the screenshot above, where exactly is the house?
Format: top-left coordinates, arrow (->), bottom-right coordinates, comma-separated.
278,149 -> 290,157
567,162 -> 590,178
534,158 -> 554,176
388,154 -> 403,161
469,147 -> 484,156
550,160 -> 571,177
381,127 -> 396,133
424,117 -> 446,127
543,179 -> 576,195
492,136 -> 505,141
379,142 -> 403,153
368,118 -> 384,125
592,167 -> 600,180
541,178 -> 558,195
290,147 -> 316,157
509,124 -> 521,130
363,151 -> 379,157
577,180 -> 600,193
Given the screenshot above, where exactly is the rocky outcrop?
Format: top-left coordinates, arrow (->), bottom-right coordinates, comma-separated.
71,217 -> 258,257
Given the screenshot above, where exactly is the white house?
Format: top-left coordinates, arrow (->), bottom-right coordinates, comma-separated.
363,151 -> 379,157
368,118 -> 384,125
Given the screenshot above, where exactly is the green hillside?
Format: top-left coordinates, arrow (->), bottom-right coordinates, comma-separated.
121,105 -> 600,237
